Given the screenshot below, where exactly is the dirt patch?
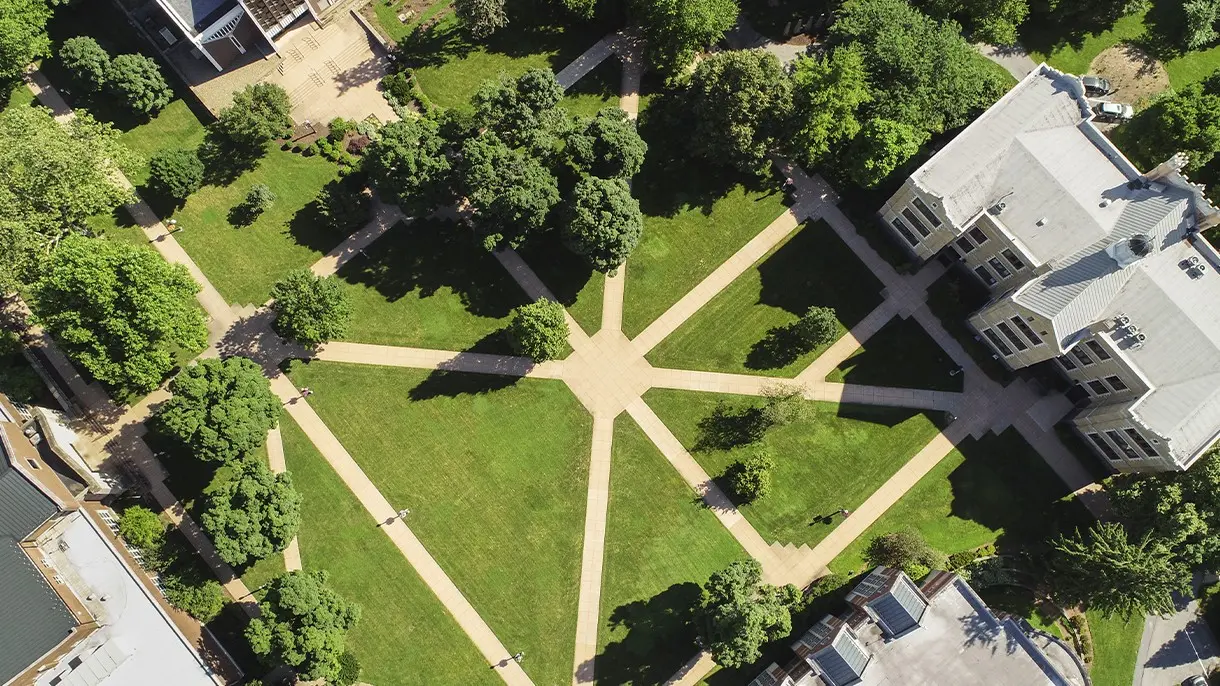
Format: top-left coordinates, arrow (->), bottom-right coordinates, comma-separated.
1088,43 -> 1171,107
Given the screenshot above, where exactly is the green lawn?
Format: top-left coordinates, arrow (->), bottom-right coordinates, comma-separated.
116,99 -> 208,187
825,315 -> 963,392
625,115 -> 791,338
561,57 -> 621,119
1088,612 -> 1145,686
279,414 -> 498,685
4,82 -> 34,111
171,150 -> 343,306
644,389 -> 942,549
516,232 -> 604,335
1026,11 -> 1148,77
335,218 -> 527,351
829,429 -> 1090,575
646,220 -> 884,376
925,269 -> 1014,385
284,360 -> 590,686
596,416 -> 746,685
369,0 -> 453,42
406,14 -> 611,109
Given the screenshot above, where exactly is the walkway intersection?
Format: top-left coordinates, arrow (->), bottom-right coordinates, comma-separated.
19,27 -> 1105,686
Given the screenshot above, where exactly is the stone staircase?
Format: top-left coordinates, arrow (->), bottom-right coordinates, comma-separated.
769,540 -> 825,587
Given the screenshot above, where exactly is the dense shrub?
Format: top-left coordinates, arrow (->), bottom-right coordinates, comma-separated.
335,650 -> 362,686
148,148 -> 203,202
792,306 -> 838,349
118,505 -> 165,551
0,330 -> 42,403
60,36 -> 110,92
327,116 -> 355,141
729,448 -> 776,502
162,566 -> 226,622
506,299 -> 569,362
106,53 -> 172,116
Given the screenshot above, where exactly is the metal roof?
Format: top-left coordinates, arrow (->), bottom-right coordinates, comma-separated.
813,626 -> 871,686
867,575 -> 928,637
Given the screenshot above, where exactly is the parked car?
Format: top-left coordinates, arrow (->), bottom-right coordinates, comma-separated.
1182,676 -> 1207,686
1082,75 -> 1112,97
1094,101 -> 1135,123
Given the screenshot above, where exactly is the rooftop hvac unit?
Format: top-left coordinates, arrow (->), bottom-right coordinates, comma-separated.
1123,325 -> 1141,337
1191,256 -> 1201,266
1131,341 -> 1144,350
1115,314 -> 1131,327
1135,333 -> 1147,342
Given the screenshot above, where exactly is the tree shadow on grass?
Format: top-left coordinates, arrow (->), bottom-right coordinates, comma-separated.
745,324 -> 807,371
198,128 -> 264,187
695,401 -> 769,452
593,582 -> 704,686
517,231 -> 597,310
407,331 -> 523,400
756,220 -> 883,319
336,218 -> 526,319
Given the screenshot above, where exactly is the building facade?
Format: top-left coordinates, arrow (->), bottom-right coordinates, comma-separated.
150,0 -> 321,71
879,63 -> 1220,473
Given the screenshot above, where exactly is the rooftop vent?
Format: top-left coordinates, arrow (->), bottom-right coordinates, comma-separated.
1106,234 -> 1153,268
1036,217 -> 1048,226
1100,198 -> 1112,208
1114,314 -> 1131,327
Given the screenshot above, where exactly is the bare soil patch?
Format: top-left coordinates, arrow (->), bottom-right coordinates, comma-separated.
1088,43 -> 1171,107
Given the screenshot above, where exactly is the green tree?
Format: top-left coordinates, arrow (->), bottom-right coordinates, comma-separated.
759,383 -> 810,427
0,0 -> 52,83
215,82 -> 293,151
363,117 -> 452,214
792,305 -> 838,349
632,0 -> 739,77
831,0 -> 1009,137
507,299 -> 569,361
106,53 -> 172,115
33,235 -> 206,392
246,570 -> 361,682
562,176 -> 643,274
270,269 -> 351,347
335,650 -> 362,686
1049,522 -> 1190,619
454,0 -> 508,38
60,36 -> 110,92
162,567 -> 226,622
0,330 -> 42,403
687,49 -> 793,176
915,0 -> 1029,45
729,448 -> 775,502
847,118 -> 924,188
315,175 -> 373,234
231,183 -> 275,226
200,458 -> 302,567
695,559 -> 802,668
118,505 -> 166,552
789,46 -> 872,168
0,106 -> 136,290
148,148 -> 204,202
1108,450 -> 1220,570
864,530 -> 946,578
459,134 -> 560,250
472,68 -> 568,154
566,107 -> 648,179
154,356 -> 279,463
1184,0 -> 1220,50
1112,83 -> 1220,171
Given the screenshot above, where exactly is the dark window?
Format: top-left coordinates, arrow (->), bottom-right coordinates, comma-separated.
1087,380 -> 1109,395
1105,375 -> 1128,391
902,208 -> 931,237
1106,430 -> 1141,459
68,657 -> 82,670
912,197 -> 942,227
1085,340 -> 1112,360
968,226 -> 989,244
1088,433 -> 1121,461
996,322 -> 1030,351
989,256 -> 1012,279
1058,355 -> 1077,371
49,677 -> 62,686
1010,317 -> 1043,345
974,265 -> 997,286
983,329 -> 1014,356
955,236 -> 976,254
1002,248 -> 1026,270
26,458 -> 39,470
1124,428 -> 1158,458
891,218 -> 919,246
1071,347 -> 1094,366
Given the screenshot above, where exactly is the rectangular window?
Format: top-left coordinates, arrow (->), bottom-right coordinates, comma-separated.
1087,380 -> 1110,395
902,208 -> 931,237
955,236 -> 976,254
974,265 -> 997,286
1057,355 -> 1077,371
983,328 -> 1014,356
1085,340 -> 1112,361
1104,375 -> 1128,391
996,322 -> 1030,351
1106,430 -> 1141,459
1002,248 -> 1026,270
968,226 -> 989,245
891,218 -> 919,246
1071,346 -> 1094,366
1124,428 -> 1159,458
988,256 -> 1012,279
1010,317 -> 1043,345
912,197 -> 942,227
1088,433 -> 1121,461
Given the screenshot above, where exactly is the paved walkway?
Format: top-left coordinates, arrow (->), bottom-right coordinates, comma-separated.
556,32 -> 618,89
310,200 -> 405,278
265,427 -> 302,572
1135,576 -> 1220,686
976,43 -> 1038,81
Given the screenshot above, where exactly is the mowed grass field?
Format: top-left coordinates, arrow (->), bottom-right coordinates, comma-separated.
284,360 -> 591,686
647,220 -> 884,377
645,389 -> 943,549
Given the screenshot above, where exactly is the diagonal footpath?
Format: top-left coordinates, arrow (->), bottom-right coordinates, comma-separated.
310,200 -> 406,277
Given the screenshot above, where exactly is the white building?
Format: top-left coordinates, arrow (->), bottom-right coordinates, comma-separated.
879,63 -> 1220,473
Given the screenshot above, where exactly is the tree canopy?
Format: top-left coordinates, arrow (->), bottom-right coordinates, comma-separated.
0,0 -> 52,83
846,118 -> 924,188
215,82 -> 293,150
507,299 -> 569,361
789,46 -> 872,168
33,235 -> 206,392
1108,450 -> 1220,570
472,68 -> 568,154
154,356 -> 279,463
864,530 -> 946,579
149,148 -> 204,202
105,53 -> 172,116
566,107 -> 648,180
60,36 -> 110,92
1049,522 -> 1190,619
454,0 -> 508,38
695,559 -> 802,668
363,116 -> 452,214
562,176 -> 644,274
914,0 -> 1029,46
270,269 -> 352,347
1112,82 -> 1220,171
687,49 -> 793,176
632,0 -> 739,77
459,133 -> 560,250
118,505 -> 166,552
246,571 -> 361,682
200,458 -> 302,567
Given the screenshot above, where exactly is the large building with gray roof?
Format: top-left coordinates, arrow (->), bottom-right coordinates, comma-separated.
149,0 -> 320,72
879,63 -> 1220,473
